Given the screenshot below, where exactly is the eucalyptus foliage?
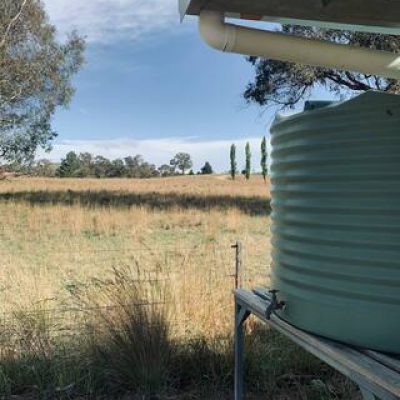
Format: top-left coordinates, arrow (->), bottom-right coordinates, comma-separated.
0,0 -> 85,162
245,26 -> 400,108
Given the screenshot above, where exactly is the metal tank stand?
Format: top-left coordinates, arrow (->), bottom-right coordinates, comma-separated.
234,288 -> 400,400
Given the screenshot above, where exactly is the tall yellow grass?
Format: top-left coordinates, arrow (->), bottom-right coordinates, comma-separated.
0,175 -> 271,338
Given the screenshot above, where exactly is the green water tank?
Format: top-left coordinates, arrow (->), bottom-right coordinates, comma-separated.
270,91 -> 400,353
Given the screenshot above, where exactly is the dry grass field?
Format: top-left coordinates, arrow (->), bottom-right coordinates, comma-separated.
0,175 -> 269,318
0,175 -> 358,399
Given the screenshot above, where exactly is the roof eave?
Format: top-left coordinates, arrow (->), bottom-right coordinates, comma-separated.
179,0 -> 400,34
179,0 -> 191,21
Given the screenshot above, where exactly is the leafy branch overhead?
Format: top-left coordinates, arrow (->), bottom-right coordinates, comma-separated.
0,0 -> 85,163
244,26 -> 400,108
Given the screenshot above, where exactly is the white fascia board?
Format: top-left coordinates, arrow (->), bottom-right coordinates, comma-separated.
225,13 -> 400,35
179,0 -> 192,21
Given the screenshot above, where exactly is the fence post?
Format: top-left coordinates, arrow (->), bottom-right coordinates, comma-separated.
231,241 -> 242,289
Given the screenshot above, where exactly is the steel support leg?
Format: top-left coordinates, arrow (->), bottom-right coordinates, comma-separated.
234,301 -> 250,400
360,386 -> 379,400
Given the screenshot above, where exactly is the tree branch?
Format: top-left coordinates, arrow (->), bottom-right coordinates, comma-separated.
374,75 -> 382,90
344,71 -> 372,90
327,71 -> 372,91
0,0 -> 29,49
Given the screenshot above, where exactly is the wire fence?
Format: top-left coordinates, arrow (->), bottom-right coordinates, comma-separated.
0,241 -> 270,355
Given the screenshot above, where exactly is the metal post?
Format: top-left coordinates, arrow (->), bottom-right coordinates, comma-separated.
235,302 -> 244,400
235,300 -> 250,400
233,243 -> 246,399
232,241 -> 242,289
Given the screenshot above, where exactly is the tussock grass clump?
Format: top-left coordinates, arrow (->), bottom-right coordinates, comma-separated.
72,267 -> 173,396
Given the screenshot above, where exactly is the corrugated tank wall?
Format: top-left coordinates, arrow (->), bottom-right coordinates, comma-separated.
270,91 -> 400,353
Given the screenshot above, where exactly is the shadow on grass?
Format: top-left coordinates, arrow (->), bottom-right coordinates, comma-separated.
0,325 -> 359,400
0,190 -> 271,216
0,266 -> 236,399
0,271 -> 358,399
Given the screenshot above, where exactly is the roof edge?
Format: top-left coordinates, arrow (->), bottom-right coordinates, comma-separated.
179,0 -> 191,21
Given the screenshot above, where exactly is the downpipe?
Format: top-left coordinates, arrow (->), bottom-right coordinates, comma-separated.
199,10 -> 400,80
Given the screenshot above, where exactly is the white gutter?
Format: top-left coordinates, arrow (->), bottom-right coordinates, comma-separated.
199,11 -> 400,80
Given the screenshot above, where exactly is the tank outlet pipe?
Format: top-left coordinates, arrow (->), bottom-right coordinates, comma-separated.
199,10 -> 400,80
265,290 -> 285,320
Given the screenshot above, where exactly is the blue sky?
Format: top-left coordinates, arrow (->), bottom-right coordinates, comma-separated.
41,0 -> 332,171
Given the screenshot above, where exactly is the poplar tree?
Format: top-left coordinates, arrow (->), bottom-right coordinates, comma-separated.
245,142 -> 251,180
230,144 -> 237,180
260,136 -> 268,182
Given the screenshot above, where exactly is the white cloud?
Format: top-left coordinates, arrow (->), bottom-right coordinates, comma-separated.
37,137 -> 265,173
43,0 -> 179,43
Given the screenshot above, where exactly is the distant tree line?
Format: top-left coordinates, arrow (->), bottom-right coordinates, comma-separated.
4,151 -> 215,179
56,152 -> 160,178
229,137 -> 268,182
